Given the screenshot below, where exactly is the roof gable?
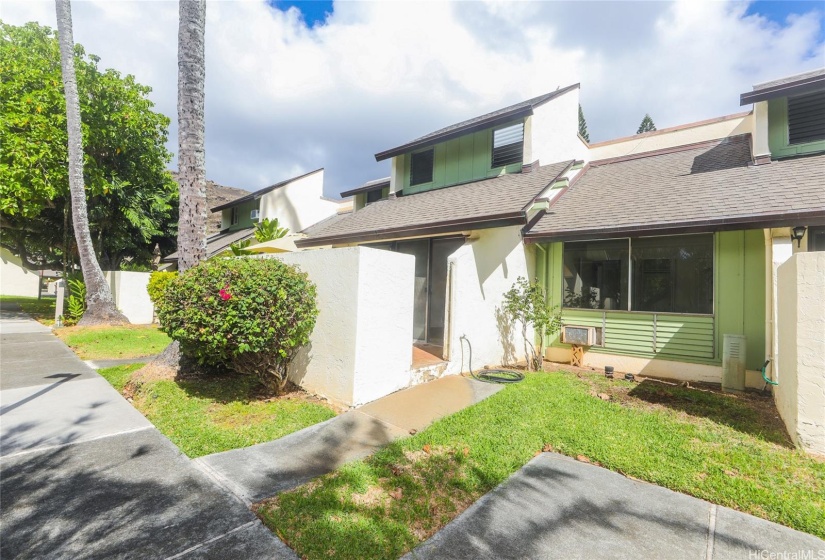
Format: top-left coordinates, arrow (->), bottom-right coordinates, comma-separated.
374,84 -> 580,162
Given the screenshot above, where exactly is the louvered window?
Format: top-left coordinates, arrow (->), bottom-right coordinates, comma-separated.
410,149 -> 434,186
788,92 -> 825,145
492,122 -> 524,168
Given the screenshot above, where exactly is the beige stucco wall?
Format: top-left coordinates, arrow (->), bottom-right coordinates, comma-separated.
776,252 -> 825,456
443,226 -> 534,375
588,113 -> 752,162
0,248 -> 41,298
260,169 -> 339,234
273,247 -> 415,407
528,86 -> 589,166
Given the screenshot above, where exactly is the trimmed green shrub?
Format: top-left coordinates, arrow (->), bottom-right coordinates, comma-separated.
147,271 -> 177,305
154,258 -> 318,393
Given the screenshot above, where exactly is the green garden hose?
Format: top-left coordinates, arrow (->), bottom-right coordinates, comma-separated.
459,335 -> 524,384
762,359 -> 778,387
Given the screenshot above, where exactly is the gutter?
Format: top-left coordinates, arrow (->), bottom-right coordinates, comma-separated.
523,210 -> 825,244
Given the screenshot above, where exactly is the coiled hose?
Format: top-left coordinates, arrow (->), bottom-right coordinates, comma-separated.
459,335 -> 524,384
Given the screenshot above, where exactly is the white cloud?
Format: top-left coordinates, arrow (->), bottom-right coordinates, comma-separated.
2,0 -> 823,197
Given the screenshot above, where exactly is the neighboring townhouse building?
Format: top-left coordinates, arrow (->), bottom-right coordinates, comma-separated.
298,85 -> 588,373
163,168 -> 345,267
298,69 -> 824,416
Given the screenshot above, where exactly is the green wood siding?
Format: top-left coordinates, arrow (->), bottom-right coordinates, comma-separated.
536,231 -> 766,369
768,98 -> 825,158
400,119 -> 524,194
223,199 -> 260,232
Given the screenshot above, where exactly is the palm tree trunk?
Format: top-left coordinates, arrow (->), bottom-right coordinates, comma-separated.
138,0 -> 208,375
54,0 -> 128,326
177,0 -> 207,272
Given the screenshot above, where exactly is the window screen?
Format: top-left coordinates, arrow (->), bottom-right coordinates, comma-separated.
563,239 -> 629,310
231,207 -> 239,225
631,235 -> 713,314
788,92 -> 825,145
492,123 -> 524,168
563,234 -> 714,314
410,149 -> 434,186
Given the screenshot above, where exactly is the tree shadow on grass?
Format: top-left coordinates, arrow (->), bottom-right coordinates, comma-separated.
627,379 -> 793,447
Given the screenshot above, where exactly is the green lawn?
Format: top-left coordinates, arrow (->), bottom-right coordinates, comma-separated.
56,325 -> 171,359
98,365 -> 338,458
256,370 -> 825,560
0,295 -> 56,325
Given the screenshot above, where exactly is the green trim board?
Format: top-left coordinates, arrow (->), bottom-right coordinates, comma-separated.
536,231 -> 766,370
400,118 -> 525,195
768,97 -> 825,158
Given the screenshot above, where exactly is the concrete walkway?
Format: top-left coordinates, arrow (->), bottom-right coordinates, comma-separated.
195,374 -> 503,504
0,312 -> 296,559
405,453 -> 825,560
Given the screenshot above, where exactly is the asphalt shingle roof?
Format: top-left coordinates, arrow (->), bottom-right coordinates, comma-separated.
525,134 -> 825,241
162,227 -> 255,262
298,160 -> 573,247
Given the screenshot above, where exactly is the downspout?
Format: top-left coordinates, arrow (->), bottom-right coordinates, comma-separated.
764,229 -> 779,387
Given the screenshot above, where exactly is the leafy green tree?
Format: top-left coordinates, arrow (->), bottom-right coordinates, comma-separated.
637,114 -> 657,134
502,277 -> 562,371
254,217 -> 289,242
0,21 -> 177,272
578,104 -> 590,143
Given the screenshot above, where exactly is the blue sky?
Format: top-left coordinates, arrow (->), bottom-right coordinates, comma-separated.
747,1 -> 825,41
273,0 -> 334,27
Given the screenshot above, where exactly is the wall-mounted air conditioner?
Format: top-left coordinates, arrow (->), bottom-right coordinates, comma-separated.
561,325 -> 603,347
250,209 -> 260,220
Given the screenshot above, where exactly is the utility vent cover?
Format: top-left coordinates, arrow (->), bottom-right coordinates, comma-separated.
722,334 -> 747,392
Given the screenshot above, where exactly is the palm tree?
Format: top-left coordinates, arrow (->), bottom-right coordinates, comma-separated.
54,0 -> 128,325
139,0 -> 208,374
176,0 -> 207,272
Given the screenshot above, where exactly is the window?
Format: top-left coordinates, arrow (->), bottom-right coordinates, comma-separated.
230,207 -> 239,226
631,235 -> 713,314
563,234 -> 714,314
810,227 -> 825,251
788,91 -> 825,145
492,122 -> 524,168
366,188 -> 385,204
563,239 -> 629,310
410,149 -> 434,186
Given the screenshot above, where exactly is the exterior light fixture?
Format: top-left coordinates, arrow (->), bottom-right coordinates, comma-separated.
791,226 -> 807,248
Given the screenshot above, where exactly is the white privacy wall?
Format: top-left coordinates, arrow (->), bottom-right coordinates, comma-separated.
104,271 -> 154,324
275,247 -> 414,407
444,226 -> 533,375
1,248 -> 40,297
776,252 -> 825,456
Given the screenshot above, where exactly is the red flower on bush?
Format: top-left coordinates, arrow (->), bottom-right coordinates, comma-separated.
219,285 -> 232,301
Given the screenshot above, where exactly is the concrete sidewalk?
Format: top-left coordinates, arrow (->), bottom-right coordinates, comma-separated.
0,312 -> 295,559
195,374 -> 503,504
404,453 -> 825,560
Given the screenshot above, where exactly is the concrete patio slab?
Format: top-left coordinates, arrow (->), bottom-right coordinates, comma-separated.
0,428 -> 291,559
404,453 -> 825,560
195,410 -> 408,504
358,374 -> 503,433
